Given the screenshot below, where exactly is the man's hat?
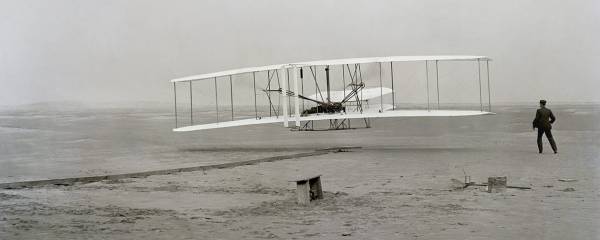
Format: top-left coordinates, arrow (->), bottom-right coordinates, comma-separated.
540,99 -> 547,105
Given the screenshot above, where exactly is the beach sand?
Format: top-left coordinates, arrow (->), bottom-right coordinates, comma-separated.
0,104 -> 598,239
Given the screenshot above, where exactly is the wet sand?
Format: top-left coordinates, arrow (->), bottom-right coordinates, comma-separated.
0,104 -> 599,239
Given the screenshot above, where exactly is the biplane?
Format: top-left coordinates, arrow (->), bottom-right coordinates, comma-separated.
170,56 -> 494,132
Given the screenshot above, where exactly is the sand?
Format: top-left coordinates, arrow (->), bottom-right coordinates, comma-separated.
0,104 -> 599,239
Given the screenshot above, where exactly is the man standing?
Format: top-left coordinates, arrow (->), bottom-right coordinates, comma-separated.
532,100 -> 558,154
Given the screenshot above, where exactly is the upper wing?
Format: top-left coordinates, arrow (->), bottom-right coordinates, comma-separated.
170,56 -> 490,83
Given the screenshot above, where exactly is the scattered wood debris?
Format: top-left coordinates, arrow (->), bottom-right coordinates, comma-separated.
560,187 -> 576,192
452,177 -> 532,191
558,179 -> 577,182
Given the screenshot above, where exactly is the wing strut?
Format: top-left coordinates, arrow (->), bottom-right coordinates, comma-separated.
390,62 -> 395,110
300,68 -> 305,112
435,60 -> 440,109
214,77 -> 219,122
229,75 -> 234,120
279,66 -> 289,127
253,72 -> 258,119
190,81 -> 193,125
292,66 -> 300,127
173,82 -> 177,128
486,60 -> 492,112
325,66 -> 331,103
425,61 -> 429,111
379,62 -> 383,112
477,59 -> 483,111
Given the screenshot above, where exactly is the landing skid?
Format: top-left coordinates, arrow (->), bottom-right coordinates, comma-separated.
291,118 -> 371,131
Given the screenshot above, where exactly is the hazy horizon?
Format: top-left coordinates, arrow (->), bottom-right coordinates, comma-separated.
1,0 -> 599,107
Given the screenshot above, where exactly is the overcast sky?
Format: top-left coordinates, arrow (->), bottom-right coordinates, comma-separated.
1,0 -> 599,107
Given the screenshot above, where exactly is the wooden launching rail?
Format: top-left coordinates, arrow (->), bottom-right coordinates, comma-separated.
0,147 -> 360,189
